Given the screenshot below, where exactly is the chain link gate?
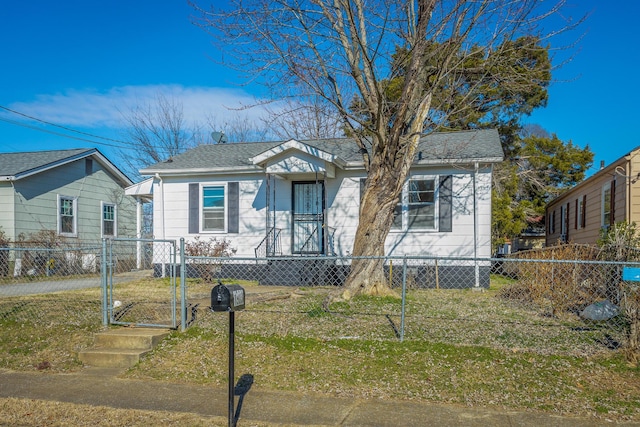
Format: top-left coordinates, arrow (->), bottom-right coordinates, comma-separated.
102,238 -> 179,329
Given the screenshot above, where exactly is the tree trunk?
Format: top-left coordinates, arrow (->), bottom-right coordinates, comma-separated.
339,93 -> 431,300
341,154 -> 410,300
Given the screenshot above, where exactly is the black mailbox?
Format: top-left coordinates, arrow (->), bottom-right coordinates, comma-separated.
211,283 -> 245,312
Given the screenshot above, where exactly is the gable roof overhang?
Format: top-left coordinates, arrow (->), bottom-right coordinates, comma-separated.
250,139 -> 347,179
545,145 -> 640,210
0,148 -> 133,187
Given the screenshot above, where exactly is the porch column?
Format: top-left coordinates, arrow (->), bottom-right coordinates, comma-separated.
136,198 -> 143,270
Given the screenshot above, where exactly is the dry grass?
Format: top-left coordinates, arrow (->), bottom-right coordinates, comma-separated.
0,397 -> 281,426
1,277 -> 640,423
124,284 -> 640,422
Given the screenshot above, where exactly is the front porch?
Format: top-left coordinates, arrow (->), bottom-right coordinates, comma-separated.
254,225 -> 337,258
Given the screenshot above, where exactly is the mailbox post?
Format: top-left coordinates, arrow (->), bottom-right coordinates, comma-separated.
211,283 -> 245,427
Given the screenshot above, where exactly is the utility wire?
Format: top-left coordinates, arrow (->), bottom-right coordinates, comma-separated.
0,104 -> 135,150
0,116 -> 134,149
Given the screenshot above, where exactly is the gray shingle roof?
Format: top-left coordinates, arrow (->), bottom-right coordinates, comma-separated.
0,148 -> 133,185
140,129 -> 503,174
0,148 -> 93,178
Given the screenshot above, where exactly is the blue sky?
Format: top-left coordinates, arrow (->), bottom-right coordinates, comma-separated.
1,1 -> 638,178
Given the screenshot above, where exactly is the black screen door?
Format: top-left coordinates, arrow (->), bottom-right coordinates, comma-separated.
292,182 -> 324,254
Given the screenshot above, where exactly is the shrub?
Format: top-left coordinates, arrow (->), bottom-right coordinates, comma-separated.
504,244 -> 603,317
597,222 -> 640,360
183,236 -> 236,283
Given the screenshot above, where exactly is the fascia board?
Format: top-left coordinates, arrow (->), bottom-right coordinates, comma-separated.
250,139 -> 341,166
139,166 -> 263,177
413,156 -> 503,165
91,151 -> 134,186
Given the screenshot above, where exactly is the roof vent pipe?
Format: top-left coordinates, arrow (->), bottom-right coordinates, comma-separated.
600,160 -> 605,170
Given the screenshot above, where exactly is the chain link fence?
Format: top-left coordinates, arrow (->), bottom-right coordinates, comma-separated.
106,238 -> 178,328
0,241 -> 104,330
178,252 -> 639,357
0,238 -> 173,330
2,238 -> 639,358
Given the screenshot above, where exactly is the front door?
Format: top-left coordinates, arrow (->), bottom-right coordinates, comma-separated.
292,181 -> 324,254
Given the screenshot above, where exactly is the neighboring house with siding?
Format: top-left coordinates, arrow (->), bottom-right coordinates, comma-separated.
546,147 -> 640,246
137,129 -> 503,287
0,148 -> 137,243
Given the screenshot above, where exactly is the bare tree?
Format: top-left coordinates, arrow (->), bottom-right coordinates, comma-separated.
194,0 -> 583,298
204,114 -> 271,143
264,97 -> 345,140
119,94 -> 200,179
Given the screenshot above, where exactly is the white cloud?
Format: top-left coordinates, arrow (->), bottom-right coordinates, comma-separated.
6,85 -> 272,129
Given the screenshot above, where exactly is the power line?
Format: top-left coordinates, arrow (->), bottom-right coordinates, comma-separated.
0,116 -> 134,149
0,104 -> 135,150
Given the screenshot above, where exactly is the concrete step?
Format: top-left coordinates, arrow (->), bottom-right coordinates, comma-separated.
78,328 -> 170,369
93,328 -> 170,350
78,348 -> 152,369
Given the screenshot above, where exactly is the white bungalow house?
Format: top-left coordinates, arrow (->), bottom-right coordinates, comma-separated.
135,129 -> 503,287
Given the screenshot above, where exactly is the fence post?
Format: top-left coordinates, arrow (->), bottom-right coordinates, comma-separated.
180,238 -> 187,332
101,238 -> 108,326
170,242 -> 177,329
400,255 -> 407,342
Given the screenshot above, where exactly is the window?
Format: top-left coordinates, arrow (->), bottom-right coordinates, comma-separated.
407,179 -> 436,229
58,196 -> 77,236
189,182 -> 239,234
202,186 -> 225,231
548,210 -> 555,234
391,178 -> 438,231
602,183 -> 611,228
102,203 -> 116,237
577,197 -> 584,229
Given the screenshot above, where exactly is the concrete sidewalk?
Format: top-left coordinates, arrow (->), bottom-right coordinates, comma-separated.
0,369 -> 636,426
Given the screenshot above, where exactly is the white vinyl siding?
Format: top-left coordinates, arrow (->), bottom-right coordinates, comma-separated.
155,166 -> 493,259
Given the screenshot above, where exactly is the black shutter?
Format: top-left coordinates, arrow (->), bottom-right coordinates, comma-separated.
610,180 -> 616,225
565,203 -> 570,241
582,195 -> 586,228
228,182 -> 239,233
188,183 -> 199,234
439,175 -> 453,232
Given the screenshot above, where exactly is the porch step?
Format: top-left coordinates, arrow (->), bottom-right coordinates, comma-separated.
78,328 -> 170,369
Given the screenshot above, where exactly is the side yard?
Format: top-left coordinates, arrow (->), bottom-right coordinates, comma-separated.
1,274 -> 639,422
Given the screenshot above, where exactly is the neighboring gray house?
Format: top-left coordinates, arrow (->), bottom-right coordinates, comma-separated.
0,148 -> 137,243
137,130 -> 503,287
